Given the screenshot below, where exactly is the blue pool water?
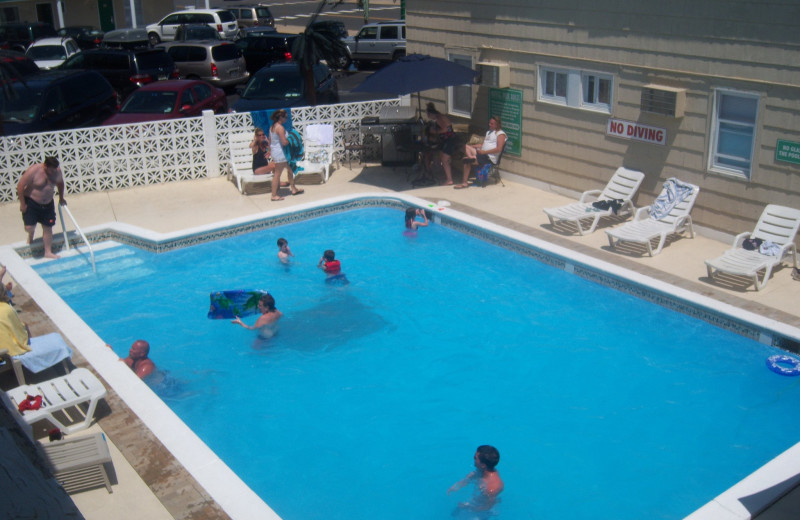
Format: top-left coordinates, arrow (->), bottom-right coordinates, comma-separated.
34,207 -> 800,520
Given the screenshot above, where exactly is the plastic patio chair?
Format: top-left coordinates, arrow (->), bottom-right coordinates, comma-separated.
705,204 -> 800,290
543,167 -> 646,235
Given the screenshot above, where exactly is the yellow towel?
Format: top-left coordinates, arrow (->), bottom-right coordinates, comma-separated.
0,302 -> 31,357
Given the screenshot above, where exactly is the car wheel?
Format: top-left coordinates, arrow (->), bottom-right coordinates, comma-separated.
148,32 -> 161,46
392,50 -> 405,62
333,54 -> 351,71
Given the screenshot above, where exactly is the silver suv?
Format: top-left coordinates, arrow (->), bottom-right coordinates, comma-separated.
345,20 -> 405,70
158,40 -> 249,91
146,9 -> 239,45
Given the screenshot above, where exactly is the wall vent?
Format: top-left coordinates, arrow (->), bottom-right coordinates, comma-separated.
477,62 -> 510,88
641,85 -> 686,117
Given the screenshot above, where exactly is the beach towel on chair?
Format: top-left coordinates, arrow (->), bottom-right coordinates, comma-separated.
282,129 -> 305,173
649,178 -> 695,220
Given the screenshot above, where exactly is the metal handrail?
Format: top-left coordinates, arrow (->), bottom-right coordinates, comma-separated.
58,204 -> 96,273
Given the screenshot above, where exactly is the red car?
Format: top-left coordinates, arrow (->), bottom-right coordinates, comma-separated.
102,79 -> 227,125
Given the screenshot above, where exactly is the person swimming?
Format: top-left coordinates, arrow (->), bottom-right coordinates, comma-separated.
404,208 -> 429,236
318,249 -> 349,285
231,293 -> 282,341
277,237 -> 294,264
448,445 -> 504,517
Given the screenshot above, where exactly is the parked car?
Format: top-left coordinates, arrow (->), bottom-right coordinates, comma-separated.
102,79 -> 227,125
345,20 -> 405,69
239,26 -> 277,37
232,61 -> 338,112
57,26 -> 104,50
25,37 -> 81,70
173,24 -> 221,41
0,22 -> 57,52
60,47 -> 179,99
101,28 -> 150,50
157,40 -> 248,90
0,50 -> 40,82
221,4 -> 275,30
235,33 -> 296,74
1,70 -> 117,135
146,9 -> 239,46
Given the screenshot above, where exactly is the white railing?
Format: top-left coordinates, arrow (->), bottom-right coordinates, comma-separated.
58,203 -> 96,273
0,98 -> 400,204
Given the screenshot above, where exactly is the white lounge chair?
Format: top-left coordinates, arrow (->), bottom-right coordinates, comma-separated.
606,179 -> 700,256
295,123 -> 333,183
229,131 -> 272,194
7,367 -> 107,434
543,167 -> 645,235
0,332 -> 72,386
705,204 -> 800,291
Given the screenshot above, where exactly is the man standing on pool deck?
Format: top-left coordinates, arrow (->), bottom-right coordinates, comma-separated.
17,157 -> 66,259
448,445 -> 504,513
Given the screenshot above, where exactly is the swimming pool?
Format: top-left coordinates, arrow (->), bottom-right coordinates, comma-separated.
8,194 -> 800,519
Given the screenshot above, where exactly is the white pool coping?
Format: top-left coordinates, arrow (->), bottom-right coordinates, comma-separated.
3,191 -> 800,520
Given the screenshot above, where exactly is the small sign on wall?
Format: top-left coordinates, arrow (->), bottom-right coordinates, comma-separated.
776,140 -> 800,165
606,119 -> 666,146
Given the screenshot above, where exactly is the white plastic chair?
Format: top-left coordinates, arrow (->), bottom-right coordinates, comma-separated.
543,167 -> 645,235
606,179 -> 700,256
295,123 -> 333,183
705,204 -> 800,291
229,131 -> 272,194
7,367 -> 107,434
0,332 -> 72,386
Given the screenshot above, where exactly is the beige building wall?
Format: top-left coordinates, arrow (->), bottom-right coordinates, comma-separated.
408,0 -> 800,235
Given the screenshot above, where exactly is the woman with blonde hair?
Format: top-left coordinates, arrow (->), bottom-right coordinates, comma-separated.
458,115 -> 506,189
269,110 -> 304,201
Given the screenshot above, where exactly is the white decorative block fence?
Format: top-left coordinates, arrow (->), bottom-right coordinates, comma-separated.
0,98 -> 400,203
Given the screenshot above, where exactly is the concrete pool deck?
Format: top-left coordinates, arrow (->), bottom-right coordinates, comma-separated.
1,162 -> 799,519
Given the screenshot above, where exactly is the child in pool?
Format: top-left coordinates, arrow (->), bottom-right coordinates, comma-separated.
448,445 -> 504,515
318,249 -> 349,285
404,208 -> 429,234
277,237 -> 294,263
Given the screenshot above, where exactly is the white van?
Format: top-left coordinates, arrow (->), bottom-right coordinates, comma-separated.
146,9 -> 239,46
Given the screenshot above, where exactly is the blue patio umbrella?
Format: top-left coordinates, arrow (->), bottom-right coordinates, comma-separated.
352,54 -> 477,96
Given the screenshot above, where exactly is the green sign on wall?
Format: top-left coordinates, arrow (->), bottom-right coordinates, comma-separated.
776,140 -> 800,165
488,87 -> 522,156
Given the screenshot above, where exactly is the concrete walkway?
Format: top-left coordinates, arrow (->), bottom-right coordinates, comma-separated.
2,161 -> 799,519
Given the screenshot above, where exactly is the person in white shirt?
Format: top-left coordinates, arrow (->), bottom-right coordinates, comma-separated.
457,116 -> 507,189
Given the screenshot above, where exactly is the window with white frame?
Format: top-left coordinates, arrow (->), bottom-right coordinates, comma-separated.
447,53 -> 473,117
537,65 -> 613,113
709,89 -> 759,179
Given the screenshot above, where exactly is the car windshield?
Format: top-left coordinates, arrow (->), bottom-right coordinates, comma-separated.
120,90 -> 177,113
26,45 -> 66,60
0,81 -> 45,122
243,71 -> 302,100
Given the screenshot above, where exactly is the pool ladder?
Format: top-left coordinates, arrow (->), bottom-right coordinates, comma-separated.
57,204 -> 96,273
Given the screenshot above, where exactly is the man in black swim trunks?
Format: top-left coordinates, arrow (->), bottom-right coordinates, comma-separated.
17,156 -> 66,259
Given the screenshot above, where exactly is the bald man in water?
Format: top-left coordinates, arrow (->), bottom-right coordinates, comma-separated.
122,339 -> 156,379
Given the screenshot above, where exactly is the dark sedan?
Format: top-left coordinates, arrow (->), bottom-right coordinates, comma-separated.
102,79 -> 227,125
57,26 -> 104,49
232,62 -> 338,112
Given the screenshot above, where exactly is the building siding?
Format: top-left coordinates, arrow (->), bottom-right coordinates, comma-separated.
410,0 -> 800,235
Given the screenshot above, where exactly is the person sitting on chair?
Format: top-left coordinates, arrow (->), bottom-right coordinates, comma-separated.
250,127 -> 276,177
456,116 -> 507,189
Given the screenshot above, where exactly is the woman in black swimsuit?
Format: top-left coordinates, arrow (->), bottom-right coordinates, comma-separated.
250,127 -> 275,176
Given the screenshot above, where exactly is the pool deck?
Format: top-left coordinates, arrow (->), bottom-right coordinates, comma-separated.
2,161 -> 800,520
